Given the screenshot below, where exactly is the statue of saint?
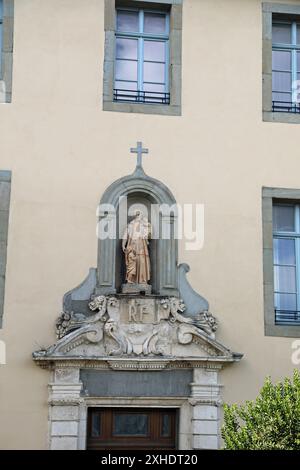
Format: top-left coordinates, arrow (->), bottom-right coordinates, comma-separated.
122,211 -> 151,285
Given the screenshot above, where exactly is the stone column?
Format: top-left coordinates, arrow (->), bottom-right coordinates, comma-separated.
48,367 -> 83,450
190,367 -> 222,450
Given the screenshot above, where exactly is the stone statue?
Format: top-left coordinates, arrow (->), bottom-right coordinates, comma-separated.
122,211 -> 151,285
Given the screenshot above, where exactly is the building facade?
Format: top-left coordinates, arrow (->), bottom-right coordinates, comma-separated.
0,0 -> 300,450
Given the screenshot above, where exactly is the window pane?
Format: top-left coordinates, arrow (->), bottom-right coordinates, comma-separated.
115,60 -> 138,81
273,238 -> 296,265
297,24 -> 300,45
272,91 -> 292,102
91,413 -> 101,437
273,23 -> 292,44
296,75 -> 300,104
116,38 -> 138,60
272,71 -> 291,92
273,205 -> 295,232
144,83 -> 166,93
113,413 -> 148,436
272,50 -> 291,71
0,23 -> 2,77
114,81 -> 137,101
117,10 -> 139,32
0,0 -> 2,77
274,265 -> 296,293
274,292 -> 297,311
297,51 -> 300,72
144,13 -> 166,34
143,84 -> 167,102
144,62 -> 165,83
162,414 -> 171,437
115,81 -> 137,90
144,41 -> 165,62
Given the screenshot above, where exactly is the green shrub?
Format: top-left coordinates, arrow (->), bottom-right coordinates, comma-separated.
221,370 -> 300,450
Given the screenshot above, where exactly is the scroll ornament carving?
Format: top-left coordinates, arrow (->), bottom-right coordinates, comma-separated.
37,295 -> 219,358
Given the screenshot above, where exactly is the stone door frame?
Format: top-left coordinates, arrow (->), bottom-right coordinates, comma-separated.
46,362 -> 224,450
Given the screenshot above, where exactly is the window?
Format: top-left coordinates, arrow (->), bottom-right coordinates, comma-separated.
114,8 -> 170,104
0,0 -> 14,103
272,20 -> 300,113
262,187 -> 300,337
0,1 -> 3,78
273,204 -> 300,324
103,0 -> 182,116
263,3 -> 300,123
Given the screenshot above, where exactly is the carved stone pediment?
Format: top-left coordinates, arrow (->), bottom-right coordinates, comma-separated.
32,155 -> 243,371
33,294 -> 240,364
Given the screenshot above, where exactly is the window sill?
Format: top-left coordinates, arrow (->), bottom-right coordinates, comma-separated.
103,100 -> 181,116
265,323 -> 300,338
263,111 -> 300,124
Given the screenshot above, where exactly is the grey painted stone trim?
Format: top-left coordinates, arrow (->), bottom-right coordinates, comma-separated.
178,263 -> 209,316
103,0 -> 182,116
263,111 -> 300,124
262,2 -> 300,14
262,186 -> 300,337
0,170 -> 11,328
63,268 -> 97,314
0,1 -> 14,103
262,3 -> 300,124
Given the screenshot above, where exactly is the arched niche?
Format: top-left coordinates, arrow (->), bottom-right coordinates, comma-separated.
96,170 -> 178,297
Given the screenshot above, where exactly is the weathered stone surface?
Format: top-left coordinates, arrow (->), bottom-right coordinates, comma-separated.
193,434 -> 219,450
51,406 -> 79,421
193,405 -> 218,421
121,283 -> 152,295
80,369 -> 193,397
50,437 -> 78,450
34,294 -> 232,360
193,420 -> 219,435
51,421 -> 78,436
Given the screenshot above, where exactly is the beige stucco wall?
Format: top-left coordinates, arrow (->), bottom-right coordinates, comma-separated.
0,0 -> 300,449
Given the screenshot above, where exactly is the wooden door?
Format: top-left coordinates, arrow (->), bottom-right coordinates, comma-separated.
87,408 -> 177,450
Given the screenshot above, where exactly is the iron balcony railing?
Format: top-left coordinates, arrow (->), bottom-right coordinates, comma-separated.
275,309 -> 300,325
272,100 -> 300,113
114,89 -> 170,105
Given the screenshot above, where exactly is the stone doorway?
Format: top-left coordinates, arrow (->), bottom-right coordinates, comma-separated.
86,408 -> 177,450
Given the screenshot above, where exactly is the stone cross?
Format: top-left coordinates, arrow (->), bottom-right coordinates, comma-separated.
130,141 -> 149,171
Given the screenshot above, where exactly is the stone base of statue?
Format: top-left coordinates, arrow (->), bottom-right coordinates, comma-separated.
121,283 -> 152,295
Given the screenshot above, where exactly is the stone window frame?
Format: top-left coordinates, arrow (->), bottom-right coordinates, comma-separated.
262,187 -> 300,337
103,0 -> 182,116
0,0 -> 14,103
262,2 -> 300,124
0,170 -> 11,328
